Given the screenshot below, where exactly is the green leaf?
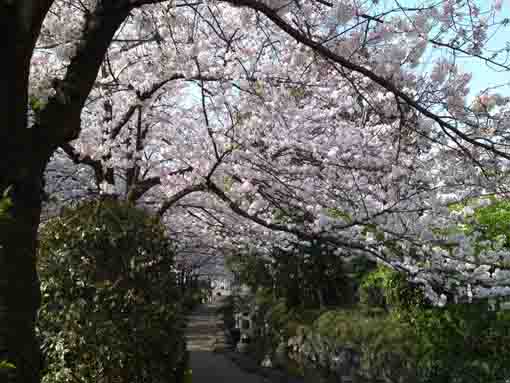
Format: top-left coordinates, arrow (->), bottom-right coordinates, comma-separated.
223,176 -> 234,192
0,187 -> 13,221
0,360 -> 16,370
325,207 -> 352,222
29,95 -> 45,113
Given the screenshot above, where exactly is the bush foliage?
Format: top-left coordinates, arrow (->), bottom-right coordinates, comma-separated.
37,199 -> 187,383
236,264 -> 510,382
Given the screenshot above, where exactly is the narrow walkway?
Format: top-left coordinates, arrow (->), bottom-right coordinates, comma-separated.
186,299 -> 266,383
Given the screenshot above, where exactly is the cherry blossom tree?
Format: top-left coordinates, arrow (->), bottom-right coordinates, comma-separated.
58,0 -> 510,302
3,0 -> 510,381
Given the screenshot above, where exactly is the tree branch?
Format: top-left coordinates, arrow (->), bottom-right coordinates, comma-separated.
39,1 -> 133,144
109,73 -> 222,140
60,142 -> 105,187
222,0 -> 510,160
158,184 -> 206,216
206,179 -> 371,252
127,165 -> 194,202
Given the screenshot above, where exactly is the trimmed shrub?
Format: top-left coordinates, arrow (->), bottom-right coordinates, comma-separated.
37,199 -> 187,383
360,266 -> 510,382
253,266 -> 510,383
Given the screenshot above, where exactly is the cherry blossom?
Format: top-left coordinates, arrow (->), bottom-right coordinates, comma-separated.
35,0 -> 510,306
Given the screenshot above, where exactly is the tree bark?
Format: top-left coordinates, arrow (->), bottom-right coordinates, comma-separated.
0,1 -> 137,382
0,155 -> 48,383
0,3 -> 53,382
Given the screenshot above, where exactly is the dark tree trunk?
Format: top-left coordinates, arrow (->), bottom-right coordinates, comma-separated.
0,2 -> 134,382
0,69 -> 52,383
0,161 -> 47,383
0,3 -> 53,382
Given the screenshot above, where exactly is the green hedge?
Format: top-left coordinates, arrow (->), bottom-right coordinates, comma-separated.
37,199 -> 187,383
358,266 -> 510,382
245,267 -> 510,383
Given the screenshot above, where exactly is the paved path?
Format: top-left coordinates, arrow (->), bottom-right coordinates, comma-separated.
186,299 -> 266,383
